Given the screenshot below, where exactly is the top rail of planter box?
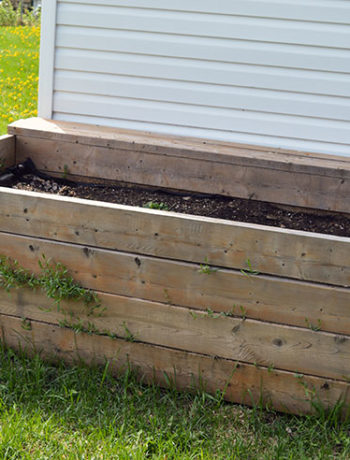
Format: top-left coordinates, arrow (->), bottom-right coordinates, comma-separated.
8,117 -> 350,214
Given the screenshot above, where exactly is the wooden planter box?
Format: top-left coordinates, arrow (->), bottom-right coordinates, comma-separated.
0,118 -> 350,415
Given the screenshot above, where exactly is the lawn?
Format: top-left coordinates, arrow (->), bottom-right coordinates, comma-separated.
0,25 -> 40,134
0,346 -> 349,459
1,25 -> 350,459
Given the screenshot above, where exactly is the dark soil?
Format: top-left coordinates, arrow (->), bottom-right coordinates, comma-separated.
12,174 -> 350,237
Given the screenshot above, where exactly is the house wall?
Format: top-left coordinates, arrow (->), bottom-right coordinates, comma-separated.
38,0 -> 350,156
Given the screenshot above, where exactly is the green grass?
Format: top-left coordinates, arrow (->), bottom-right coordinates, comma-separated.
0,346 -> 349,459
0,25 -> 40,134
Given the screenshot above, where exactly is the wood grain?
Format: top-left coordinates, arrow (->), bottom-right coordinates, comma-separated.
0,231 -> 349,335
1,287 -> 350,381
1,313 -> 350,416
0,189 -> 349,287
9,117 -> 350,212
14,134 -> 350,214
0,135 -> 15,170
9,117 -> 350,165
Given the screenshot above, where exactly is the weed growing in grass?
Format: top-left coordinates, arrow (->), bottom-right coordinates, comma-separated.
143,201 -> 169,210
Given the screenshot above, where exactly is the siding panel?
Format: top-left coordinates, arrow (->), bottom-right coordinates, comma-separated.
55,49 -> 350,98
54,70 -> 350,121
56,26 -> 350,73
43,1 -> 350,156
59,0 -> 350,25
56,4 -> 350,49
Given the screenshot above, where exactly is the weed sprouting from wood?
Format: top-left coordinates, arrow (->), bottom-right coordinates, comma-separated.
0,254 -> 101,313
122,322 -> 136,342
0,254 -> 143,343
267,363 -> 275,374
198,257 -> 218,275
239,305 -> 247,320
62,164 -> 69,179
0,256 -> 36,290
189,305 -> 248,322
305,318 -> 322,331
21,317 -> 32,331
205,307 -> 225,319
240,258 -> 260,277
58,318 -> 119,339
163,288 -> 172,304
38,255 -> 100,312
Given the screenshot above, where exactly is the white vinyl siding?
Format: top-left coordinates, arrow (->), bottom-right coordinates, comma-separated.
40,0 -> 350,156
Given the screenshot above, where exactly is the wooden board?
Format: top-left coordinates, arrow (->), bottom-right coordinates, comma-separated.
1,189 -> 349,287
0,135 -> 15,171
9,117 -> 350,213
9,117 -> 350,165
1,287 -> 350,381
0,231 -> 349,335
14,135 -> 350,214
1,313 -> 350,416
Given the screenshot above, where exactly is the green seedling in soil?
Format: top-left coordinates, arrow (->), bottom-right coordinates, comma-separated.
143,201 -> 169,211
240,258 -> 260,277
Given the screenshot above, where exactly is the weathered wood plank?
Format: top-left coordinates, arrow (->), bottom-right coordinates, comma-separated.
1,287 -> 350,380
9,117 -> 350,166
0,135 -> 15,171
14,134 -> 350,214
0,189 -> 349,286
1,313 -> 350,416
0,231 -> 349,335
9,117 -> 350,212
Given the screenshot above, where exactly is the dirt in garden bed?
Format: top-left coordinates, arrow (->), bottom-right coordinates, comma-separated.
11,174 -> 350,237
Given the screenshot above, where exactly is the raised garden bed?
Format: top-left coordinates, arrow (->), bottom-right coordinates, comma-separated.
0,117 -> 350,415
